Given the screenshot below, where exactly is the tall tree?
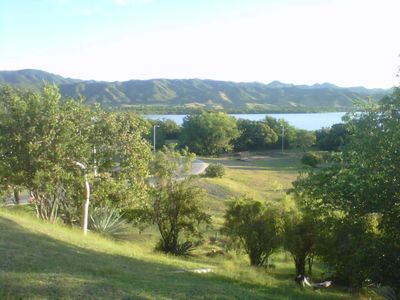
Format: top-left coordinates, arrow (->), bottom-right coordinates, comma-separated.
179,112 -> 240,155
0,85 -> 151,224
292,130 -> 316,152
316,123 -> 349,151
234,119 -> 278,151
264,116 -> 297,149
283,200 -> 317,276
292,87 -> 400,293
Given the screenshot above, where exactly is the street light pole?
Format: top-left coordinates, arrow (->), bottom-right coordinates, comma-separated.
82,173 -> 90,235
74,161 -> 90,235
153,125 -> 160,153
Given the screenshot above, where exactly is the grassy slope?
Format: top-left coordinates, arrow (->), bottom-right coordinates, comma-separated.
0,208 -> 353,300
197,151 -> 302,226
0,151 -> 374,299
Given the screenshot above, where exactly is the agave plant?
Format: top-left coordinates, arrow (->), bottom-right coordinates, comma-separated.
89,207 -> 128,239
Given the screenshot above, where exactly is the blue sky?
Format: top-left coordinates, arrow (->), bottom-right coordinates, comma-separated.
1,0 -> 399,88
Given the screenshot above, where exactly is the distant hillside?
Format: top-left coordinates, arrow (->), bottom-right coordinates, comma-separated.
0,69 -> 390,112
0,69 -> 81,86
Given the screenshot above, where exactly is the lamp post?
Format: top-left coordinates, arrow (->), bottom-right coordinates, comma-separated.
74,161 -> 90,235
281,125 -> 285,154
153,124 -> 160,153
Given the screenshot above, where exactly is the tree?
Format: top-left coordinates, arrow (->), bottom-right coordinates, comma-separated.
151,179 -> 210,254
147,119 -> 181,151
162,119 -> 181,140
264,117 -> 297,150
133,146 -> 211,255
179,112 -> 240,156
234,119 -> 278,151
283,201 -> 317,276
292,87 -> 400,293
0,85 -> 151,224
316,123 -> 349,151
292,130 -> 316,152
222,196 -> 283,266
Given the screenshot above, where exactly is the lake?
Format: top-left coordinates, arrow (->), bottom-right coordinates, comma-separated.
144,112 -> 347,131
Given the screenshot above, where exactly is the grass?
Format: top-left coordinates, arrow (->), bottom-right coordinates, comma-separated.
196,150 -> 303,225
0,150 -> 379,299
0,207 -> 357,300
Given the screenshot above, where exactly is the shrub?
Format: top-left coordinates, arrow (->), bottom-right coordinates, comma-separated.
89,207 -> 128,239
301,152 -> 322,168
222,196 -> 283,267
150,180 -> 210,255
205,163 -> 225,178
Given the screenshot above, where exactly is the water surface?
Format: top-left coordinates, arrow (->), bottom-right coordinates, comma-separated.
144,112 -> 347,131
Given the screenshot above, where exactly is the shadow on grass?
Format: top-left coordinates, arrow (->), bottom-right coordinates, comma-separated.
0,216 -> 348,300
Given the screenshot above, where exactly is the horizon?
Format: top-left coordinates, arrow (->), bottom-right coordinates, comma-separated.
1,0 -> 399,89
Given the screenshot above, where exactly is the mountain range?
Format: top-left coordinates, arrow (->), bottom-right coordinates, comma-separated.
0,69 -> 390,113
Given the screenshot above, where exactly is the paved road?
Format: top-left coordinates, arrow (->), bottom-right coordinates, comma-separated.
190,159 -> 209,175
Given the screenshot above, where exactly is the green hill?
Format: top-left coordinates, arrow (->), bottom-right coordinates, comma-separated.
0,69 -> 389,112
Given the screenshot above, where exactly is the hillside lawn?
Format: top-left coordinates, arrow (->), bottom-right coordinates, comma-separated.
0,151 -> 380,299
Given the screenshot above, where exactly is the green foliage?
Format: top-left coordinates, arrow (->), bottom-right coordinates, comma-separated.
283,200 -> 318,276
204,163 -> 225,178
234,119 -> 278,151
292,129 -> 316,151
145,119 -> 181,150
134,146 -> 211,255
316,123 -> 350,151
301,152 -> 323,168
292,87 -> 400,294
264,117 -> 297,149
179,112 -> 240,156
161,119 -> 181,140
91,173 -> 137,210
0,84 -> 151,224
222,196 -> 283,266
150,179 -> 211,255
150,144 -> 195,186
89,206 -> 128,239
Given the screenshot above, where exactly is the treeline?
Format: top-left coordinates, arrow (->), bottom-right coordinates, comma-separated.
145,112 -> 318,155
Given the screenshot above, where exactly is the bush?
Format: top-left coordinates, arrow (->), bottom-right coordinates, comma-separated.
222,196 -> 283,266
205,163 -> 225,178
89,207 -> 128,239
301,152 -> 322,168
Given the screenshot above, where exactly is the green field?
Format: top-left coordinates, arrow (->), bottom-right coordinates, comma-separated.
0,151 -> 379,299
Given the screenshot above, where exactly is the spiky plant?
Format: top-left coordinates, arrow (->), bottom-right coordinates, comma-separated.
89,207 -> 128,239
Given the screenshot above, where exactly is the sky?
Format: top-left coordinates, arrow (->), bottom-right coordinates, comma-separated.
0,0 -> 399,88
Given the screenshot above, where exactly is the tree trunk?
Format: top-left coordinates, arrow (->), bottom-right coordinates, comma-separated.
13,189 -> 20,205
249,248 -> 262,266
294,256 -> 306,276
